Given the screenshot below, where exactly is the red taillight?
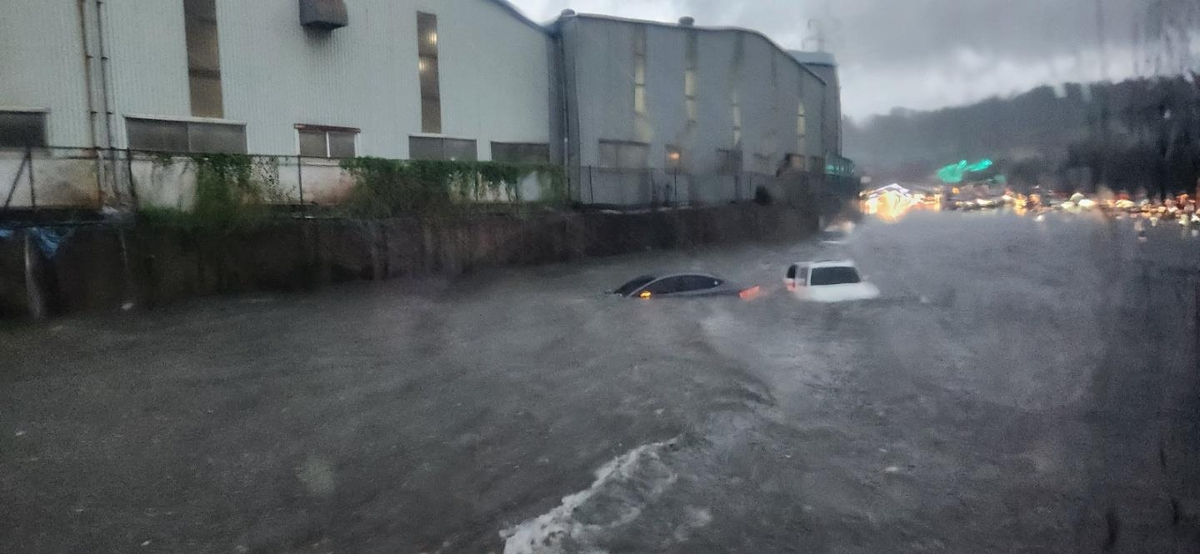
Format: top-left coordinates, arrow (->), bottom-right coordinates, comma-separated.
739,286 -> 763,300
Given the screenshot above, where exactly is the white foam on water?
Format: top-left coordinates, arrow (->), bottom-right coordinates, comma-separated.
500,440 -> 679,554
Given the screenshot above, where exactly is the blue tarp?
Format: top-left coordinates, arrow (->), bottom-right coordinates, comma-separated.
0,227 -> 74,257
29,227 -> 74,259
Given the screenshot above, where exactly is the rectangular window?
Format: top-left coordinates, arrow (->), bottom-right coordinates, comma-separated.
633,27 -> 648,117
127,117 -> 246,154
417,12 -> 441,134
491,142 -> 550,164
409,136 -> 476,161
665,145 -> 683,173
185,0 -> 223,118
797,102 -> 807,153
685,31 -> 698,126
731,92 -> 742,146
730,35 -> 744,146
718,149 -> 742,174
598,140 -> 648,170
0,110 -> 48,148
297,125 -> 359,158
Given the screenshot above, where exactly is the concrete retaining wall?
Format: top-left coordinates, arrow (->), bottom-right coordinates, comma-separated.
0,204 -> 817,319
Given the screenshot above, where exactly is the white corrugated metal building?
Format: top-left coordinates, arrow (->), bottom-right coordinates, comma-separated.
0,0 -> 846,208
1,0 -> 552,160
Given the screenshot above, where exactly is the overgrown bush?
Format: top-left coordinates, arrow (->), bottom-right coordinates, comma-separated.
140,154 -> 286,229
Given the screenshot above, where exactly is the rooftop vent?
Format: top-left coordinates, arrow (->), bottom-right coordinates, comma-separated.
679,16 -> 695,26
300,0 -> 348,31
561,9 -> 577,17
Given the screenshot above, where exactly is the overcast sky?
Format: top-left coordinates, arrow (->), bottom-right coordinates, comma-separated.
509,0 -> 1167,119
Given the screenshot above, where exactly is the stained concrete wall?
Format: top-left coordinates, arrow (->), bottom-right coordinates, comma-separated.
0,204 -> 817,319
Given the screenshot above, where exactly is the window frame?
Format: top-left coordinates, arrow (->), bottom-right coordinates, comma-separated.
408,136 -> 478,161
417,11 -> 441,134
296,124 -> 360,159
126,115 -> 246,154
598,140 -> 649,171
490,141 -> 550,165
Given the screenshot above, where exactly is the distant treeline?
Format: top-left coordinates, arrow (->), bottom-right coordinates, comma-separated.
846,74 -> 1200,197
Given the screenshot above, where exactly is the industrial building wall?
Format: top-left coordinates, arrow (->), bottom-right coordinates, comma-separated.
4,0 -> 553,159
561,16 -> 829,206
0,1 -> 93,148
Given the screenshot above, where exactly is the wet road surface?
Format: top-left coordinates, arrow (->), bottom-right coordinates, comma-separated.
3,211 -> 1200,553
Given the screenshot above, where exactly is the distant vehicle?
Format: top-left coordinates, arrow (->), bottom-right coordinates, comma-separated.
784,260 -> 881,303
613,273 -> 750,299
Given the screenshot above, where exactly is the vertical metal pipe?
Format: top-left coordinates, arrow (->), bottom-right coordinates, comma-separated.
297,156 -> 305,209
95,0 -> 119,204
77,0 -> 106,206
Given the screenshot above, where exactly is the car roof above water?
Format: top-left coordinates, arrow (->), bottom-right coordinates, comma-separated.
794,260 -> 857,269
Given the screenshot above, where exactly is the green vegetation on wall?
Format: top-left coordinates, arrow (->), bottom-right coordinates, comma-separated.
340,158 -> 565,218
141,154 -> 286,229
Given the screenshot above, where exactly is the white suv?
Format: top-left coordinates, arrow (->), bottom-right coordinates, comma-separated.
785,260 -> 880,303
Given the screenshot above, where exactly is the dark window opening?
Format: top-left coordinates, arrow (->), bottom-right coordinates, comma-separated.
491,142 -> 550,165
185,0 -> 223,118
409,136 -> 477,161
599,140 -> 649,170
718,149 -> 743,174
0,111 -> 48,148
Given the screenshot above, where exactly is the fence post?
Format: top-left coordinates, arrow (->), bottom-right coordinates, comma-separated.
26,146 -> 36,210
23,230 -> 45,320
297,155 -> 305,212
588,166 -> 594,205
125,148 -> 139,210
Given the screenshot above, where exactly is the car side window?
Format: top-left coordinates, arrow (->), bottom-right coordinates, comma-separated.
643,277 -> 688,295
682,275 -> 721,291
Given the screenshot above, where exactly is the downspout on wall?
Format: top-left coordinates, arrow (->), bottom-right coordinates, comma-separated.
77,0 -> 106,206
94,0 -> 119,206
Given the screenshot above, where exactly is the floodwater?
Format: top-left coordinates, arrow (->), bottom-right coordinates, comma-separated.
2,210 -> 1199,553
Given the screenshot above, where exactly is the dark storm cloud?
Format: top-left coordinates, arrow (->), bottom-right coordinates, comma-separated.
672,0 -> 1150,67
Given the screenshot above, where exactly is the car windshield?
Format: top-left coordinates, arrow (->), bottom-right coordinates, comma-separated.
615,275 -> 656,296
809,266 -> 862,286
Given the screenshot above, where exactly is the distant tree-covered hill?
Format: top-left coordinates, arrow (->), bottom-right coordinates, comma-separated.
845,75 -> 1200,196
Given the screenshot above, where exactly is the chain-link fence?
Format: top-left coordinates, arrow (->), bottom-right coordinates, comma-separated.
1,147 -> 837,217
